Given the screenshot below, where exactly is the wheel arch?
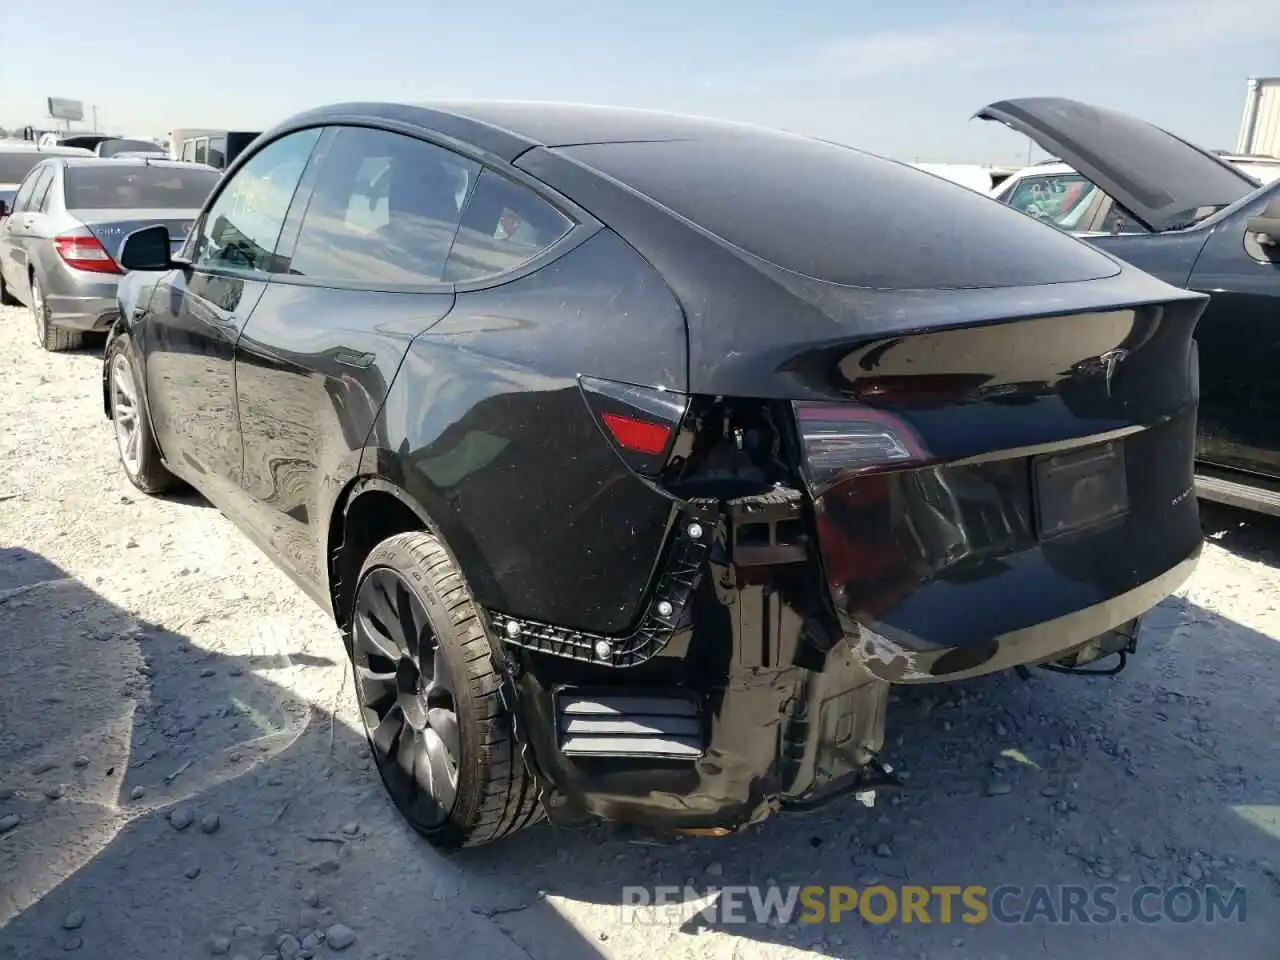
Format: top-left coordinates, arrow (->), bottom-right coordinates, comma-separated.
102,318 -> 127,418
102,277 -> 160,418
325,473 -> 500,639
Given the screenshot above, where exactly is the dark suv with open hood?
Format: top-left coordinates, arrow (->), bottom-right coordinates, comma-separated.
104,101 -> 1205,848
980,97 -> 1280,517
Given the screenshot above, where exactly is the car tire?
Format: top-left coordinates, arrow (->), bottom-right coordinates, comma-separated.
0,272 -> 19,306
106,333 -> 177,494
31,275 -> 83,352
350,530 -> 543,850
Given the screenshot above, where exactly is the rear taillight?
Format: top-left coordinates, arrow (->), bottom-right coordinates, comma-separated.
792,401 -> 929,491
54,232 -> 121,274
580,376 -> 688,476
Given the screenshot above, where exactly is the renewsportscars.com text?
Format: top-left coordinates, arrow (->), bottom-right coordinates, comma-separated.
620,883 -> 1248,926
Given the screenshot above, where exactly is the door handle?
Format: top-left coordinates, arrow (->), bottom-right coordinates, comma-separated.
334,349 -> 375,369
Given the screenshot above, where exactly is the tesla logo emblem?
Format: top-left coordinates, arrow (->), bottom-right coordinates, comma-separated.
1077,348 -> 1129,397
1099,348 -> 1128,397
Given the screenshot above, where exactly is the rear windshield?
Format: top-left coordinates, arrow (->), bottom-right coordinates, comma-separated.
65,165 -> 219,209
0,153 -> 44,184
559,135 -> 1122,289
98,139 -> 166,158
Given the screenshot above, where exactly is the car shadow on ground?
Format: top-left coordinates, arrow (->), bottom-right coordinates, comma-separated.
2,550 -> 1278,960
1200,501 -> 1280,567
0,549 -> 595,960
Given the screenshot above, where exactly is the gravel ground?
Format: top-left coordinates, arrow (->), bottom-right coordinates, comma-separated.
0,301 -> 1278,960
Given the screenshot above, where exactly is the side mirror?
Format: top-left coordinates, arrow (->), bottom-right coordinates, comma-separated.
119,224 -> 173,271
1245,198 -> 1280,246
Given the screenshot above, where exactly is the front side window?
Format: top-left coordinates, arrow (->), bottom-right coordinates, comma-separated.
181,140 -> 196,162
191,128 -> 321,273
1003,173 -> 1102,231
444,169 -> 573,282
194,139 -> 209,165
286,126 -> 478,284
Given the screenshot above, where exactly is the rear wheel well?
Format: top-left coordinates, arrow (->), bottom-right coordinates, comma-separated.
329,484 -> 426,632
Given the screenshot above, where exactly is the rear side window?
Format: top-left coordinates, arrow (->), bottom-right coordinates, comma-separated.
31,166 -> 57,212
444,169 -> 572,282
559,135 -> 1122,289
64,165 -> 220,209
286,126 -> 478,284
20,165 -> 55,213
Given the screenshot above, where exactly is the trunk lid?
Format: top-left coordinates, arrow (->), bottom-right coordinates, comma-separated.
975,97 -> 1260,232
69,209 -> 199,261
790,292 -> 1207,677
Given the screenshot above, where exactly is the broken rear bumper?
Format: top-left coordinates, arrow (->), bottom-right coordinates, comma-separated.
511,639 -> 892,832
856,549 -> 1198,683
483,408 -> 1201,830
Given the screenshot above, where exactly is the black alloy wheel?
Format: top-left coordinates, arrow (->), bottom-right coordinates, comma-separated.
352,565 -> 461,828
348,531 -> 542,849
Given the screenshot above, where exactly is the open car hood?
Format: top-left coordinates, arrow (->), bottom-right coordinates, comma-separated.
976,97 -> 1261,232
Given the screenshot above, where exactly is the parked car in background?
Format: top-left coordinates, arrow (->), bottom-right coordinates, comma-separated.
0,158 -> 219,350
990,151 -> 1278,235
35,133 -> 168,159
170,129 -> 262,170
0,141 -> 94,213
105,100 -> 1205,849
979,96 -> 1280,517
909,161 -> 1020,193
41,132 -> 113,151
95,138 -> 167,159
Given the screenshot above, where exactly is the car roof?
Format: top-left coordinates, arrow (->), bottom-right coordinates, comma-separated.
274,100 -> 789,164
60,156 -> 209,170
0,142 -> 94,156
420,100 -> 764,145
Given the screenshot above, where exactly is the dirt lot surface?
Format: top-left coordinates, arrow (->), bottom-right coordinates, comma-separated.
0,302 -> 1278,960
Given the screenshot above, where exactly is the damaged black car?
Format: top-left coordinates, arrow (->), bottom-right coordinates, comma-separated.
103,101 -> 1206,848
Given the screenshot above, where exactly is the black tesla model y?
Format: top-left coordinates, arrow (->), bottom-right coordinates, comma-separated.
103,101 -> 1207,849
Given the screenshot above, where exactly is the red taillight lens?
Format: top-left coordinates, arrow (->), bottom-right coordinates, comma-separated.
580,376 -> 688,476
792,401 -> 928,490
54,233 -> 121,274
600,412 -> 672,455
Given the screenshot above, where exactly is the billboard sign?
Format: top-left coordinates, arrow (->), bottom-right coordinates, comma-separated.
47,98 -> 84,122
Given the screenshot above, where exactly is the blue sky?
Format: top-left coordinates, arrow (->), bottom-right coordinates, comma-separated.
2,0 -> 1277,163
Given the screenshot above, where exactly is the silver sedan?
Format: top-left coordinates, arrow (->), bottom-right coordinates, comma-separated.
0,157 -> 219,351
